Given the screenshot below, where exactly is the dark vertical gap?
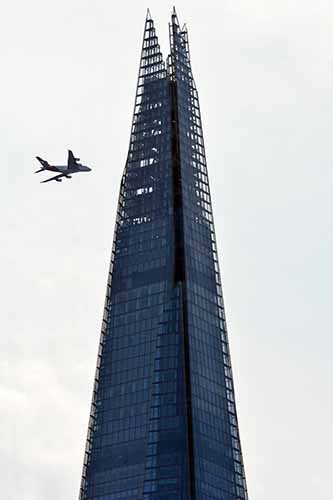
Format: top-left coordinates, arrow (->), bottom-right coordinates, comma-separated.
170,80 -> 184,284
170,78 -> 196,500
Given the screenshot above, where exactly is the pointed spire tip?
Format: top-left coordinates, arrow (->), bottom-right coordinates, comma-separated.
146,8 -> 151,21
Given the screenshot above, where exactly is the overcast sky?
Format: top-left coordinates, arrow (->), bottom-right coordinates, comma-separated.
1,1 -> 333,499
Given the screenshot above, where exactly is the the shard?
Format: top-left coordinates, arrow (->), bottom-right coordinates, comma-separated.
79,9 -> 249,500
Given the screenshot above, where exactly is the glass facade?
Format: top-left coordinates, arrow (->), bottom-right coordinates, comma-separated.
79,10 -> 248,500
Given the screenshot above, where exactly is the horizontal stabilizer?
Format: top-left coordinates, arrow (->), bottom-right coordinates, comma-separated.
36,156 -> 49,168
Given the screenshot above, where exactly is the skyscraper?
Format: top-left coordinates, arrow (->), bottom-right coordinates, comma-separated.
79,9 -> 248,500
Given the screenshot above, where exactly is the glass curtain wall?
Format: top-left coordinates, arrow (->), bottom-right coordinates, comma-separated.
79,10 -> 248,500
169,12 -> 248,500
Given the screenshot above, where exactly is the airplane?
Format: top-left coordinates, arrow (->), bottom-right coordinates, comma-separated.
35,150 -> 91,183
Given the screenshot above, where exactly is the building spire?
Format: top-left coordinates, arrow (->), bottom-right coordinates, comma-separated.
79,11 -> 249,500
146,8 -> 151,21
171,6 -> 181,33
172,6 -> 179,22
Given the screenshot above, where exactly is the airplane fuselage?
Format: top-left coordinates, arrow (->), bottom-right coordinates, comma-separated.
47,164 -> 91,174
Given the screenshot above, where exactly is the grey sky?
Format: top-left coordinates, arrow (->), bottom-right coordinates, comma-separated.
1,1 -> 332,499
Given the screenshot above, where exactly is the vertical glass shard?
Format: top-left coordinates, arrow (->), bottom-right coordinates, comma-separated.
169,12 -> 249,500
79,10 -> 249,500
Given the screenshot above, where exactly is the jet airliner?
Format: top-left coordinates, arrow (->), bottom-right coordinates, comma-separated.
35,150 -> 91,183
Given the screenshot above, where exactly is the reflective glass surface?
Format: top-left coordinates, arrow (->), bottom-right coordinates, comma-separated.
79,11 -> 248,500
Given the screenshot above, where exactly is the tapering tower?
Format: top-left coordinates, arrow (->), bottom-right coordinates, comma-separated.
79,10 -> 248,500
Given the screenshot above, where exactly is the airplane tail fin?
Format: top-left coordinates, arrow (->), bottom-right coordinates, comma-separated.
35,156 -> 49,172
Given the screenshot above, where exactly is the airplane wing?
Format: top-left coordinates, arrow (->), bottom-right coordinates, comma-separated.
40,174 -> 66,184
67,149 -> 80,168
